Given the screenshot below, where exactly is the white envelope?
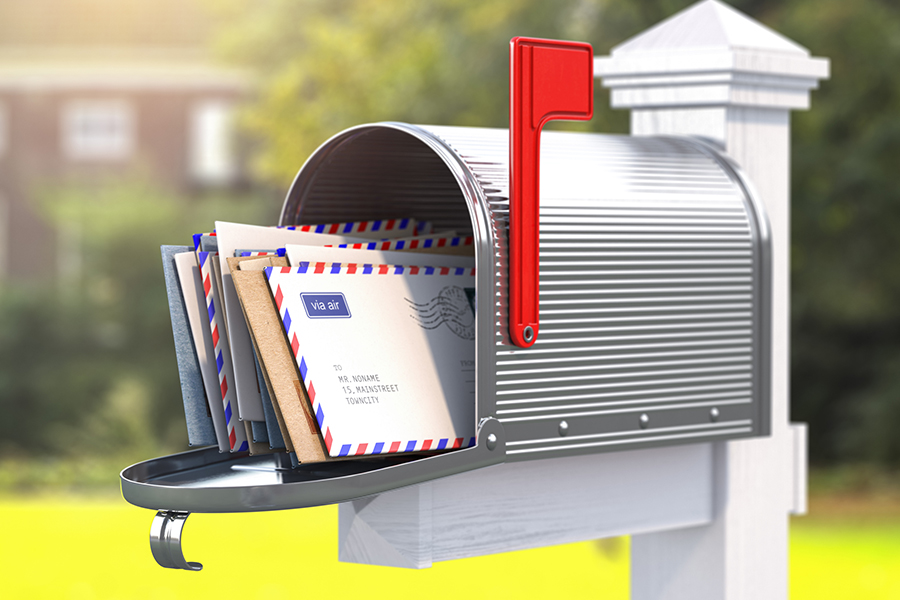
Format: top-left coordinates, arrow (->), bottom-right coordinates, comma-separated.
174,252 -> 229,452
214,221 -> 367,422
266,265 -> 477,457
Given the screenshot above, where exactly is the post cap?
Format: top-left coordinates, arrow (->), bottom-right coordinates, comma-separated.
595,0 -> 829,111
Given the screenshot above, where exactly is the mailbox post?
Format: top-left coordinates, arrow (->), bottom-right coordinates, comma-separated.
338,2 -> 828,598
596,1 -> 828,597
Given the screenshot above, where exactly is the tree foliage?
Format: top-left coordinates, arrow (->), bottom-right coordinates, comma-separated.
0,183 -> 273,457
778,0 -> 900,464
4,0 -> 895,466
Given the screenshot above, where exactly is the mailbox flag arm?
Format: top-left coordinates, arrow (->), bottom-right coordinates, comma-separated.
509,37 -> 593,348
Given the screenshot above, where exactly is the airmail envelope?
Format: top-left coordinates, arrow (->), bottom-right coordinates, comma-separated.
214,221 -> 367,423
283,244 -> 475,270
324,233 -> 474,256
280,218 -> 415,239
265,265 -> 477,457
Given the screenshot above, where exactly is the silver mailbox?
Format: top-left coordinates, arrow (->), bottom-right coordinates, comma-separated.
122,39 -> 771,548
121,122 -> 770,521
282,122 -> 771,461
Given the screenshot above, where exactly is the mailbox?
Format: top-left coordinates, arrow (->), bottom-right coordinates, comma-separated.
282,121 -> 771,457
121,37 -> 771,571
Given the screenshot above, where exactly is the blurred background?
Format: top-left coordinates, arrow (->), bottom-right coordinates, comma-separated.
0,0 -> 898,597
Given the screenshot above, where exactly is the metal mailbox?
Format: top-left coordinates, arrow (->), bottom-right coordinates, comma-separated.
282,121 -> 771,459
121,37 -> 771,570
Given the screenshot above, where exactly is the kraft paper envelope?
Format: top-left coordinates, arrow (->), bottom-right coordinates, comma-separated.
226,255 -> 294,451
265,264 -> 477,457
283,245 -> 475,270
230,256 -> 328,460
230,256 -> 298,451
214,221 -> 367,424
174,251 -> 229,452
161,246 -> 217,447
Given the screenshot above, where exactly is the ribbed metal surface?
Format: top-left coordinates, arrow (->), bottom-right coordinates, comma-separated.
282,123 -> 769,461
282,127 -> 474,234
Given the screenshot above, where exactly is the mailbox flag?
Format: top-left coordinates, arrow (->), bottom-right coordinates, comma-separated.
509,37 -> 593,348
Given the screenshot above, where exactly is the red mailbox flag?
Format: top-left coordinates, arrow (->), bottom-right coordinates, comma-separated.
509,37 -> 594,348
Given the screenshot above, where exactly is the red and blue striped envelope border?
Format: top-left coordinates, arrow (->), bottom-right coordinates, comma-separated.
198,251 -> 248,453
193,219 -> 432,251
192,230 -> 216,250
277,218 -> 414,236
324,235 -> 473,252
268,263 -> 476,276
265,264 -> 476,457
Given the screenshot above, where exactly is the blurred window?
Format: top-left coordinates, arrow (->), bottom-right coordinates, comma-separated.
62,100 -> 135,161
190,101 -> 237,186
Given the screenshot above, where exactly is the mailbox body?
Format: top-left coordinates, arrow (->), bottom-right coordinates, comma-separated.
282,122 -> 771,462
121,122 -> 771,513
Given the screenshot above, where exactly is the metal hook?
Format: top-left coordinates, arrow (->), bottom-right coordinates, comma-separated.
150,510 -> 203,571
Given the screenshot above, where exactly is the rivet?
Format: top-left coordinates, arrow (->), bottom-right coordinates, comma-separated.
710,407 -> 720,422
523,326 -> 534,343
558,420 -> 569,436
486,433 -> 497,451
639,413 -> 650,429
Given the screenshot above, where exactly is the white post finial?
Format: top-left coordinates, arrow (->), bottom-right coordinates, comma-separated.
597,2 -> 828,599
596,0 -> 829,141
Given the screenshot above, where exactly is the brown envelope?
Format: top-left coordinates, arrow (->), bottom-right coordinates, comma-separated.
229,256 -> 328,463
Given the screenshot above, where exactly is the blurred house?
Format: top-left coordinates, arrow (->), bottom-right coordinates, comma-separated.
0,0 -> 250,281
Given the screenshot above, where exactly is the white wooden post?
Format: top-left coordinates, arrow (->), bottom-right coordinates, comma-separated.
595,1 -> 828,598
339,444 -> 715,569
338,2 -> 826,597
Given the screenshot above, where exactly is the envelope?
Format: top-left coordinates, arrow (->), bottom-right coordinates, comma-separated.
280,218 -> 415,239
265,264 -> 477,457
230,256 -> 326,461
243,421 -> 270,455
192,231 -> 215,251
325,233 -> 474,256
254,349 -> 287,450
250,419 -> 269,444
214,222 -> 367,423
161,246 -> 217,448
198,250 -> 249,452
174,251 -> 229,452
283,245 -> 475,270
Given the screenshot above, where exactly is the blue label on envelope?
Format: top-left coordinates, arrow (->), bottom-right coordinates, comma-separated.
300,293 -> 351,318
